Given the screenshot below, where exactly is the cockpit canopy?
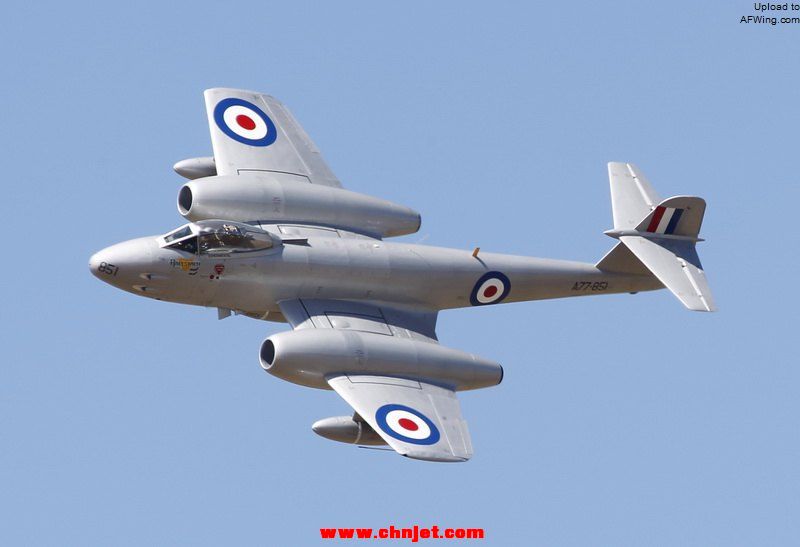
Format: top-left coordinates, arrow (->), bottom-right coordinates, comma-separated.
161,220 -> 275,255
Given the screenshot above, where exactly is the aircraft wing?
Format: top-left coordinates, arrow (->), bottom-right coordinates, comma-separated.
204,88 -> 342,187
327,375 -> 472,462
277,298 -> 438,342
277,299 -> 475,462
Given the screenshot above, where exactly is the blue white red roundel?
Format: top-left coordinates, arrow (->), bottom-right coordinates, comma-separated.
470,271 -> 511,306
375,404 -> 440,445
213,98 -> 277,147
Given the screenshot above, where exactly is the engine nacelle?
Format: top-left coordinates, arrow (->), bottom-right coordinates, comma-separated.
177,173 -> 421,238
259,329 -> 503,391
311,416 -> 386,446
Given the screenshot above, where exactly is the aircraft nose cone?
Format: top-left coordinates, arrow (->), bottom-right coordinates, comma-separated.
88,237 -> 157,290
88,249 -> 118,280
88,252 -> 102,279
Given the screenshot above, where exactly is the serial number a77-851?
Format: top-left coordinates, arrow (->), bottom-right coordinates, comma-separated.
571,281 -> 608,291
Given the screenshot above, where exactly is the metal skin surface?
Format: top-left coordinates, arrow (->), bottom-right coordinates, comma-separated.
260,329 -> 504,391
173,156 -> 216,180
89,89 -> 712,462
179,173 -> 421,238
89,232 -> 661,317
311,416 -> 386,446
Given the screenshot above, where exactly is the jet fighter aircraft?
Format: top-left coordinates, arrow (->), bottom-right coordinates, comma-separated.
90,88 -> 715,462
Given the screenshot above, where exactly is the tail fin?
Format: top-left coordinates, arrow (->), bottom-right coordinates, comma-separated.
635,196 -> 706,238
597,162 -> 716,312
607,162 -> 661,230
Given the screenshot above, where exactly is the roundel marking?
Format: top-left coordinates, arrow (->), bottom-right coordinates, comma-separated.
213,97 -> 277,147
398,418 -> 418,431
236,114 -> 256,130
375,404 -> 441,445
470,271 -> 511,306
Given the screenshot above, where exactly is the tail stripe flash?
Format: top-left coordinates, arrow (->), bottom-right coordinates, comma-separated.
646,206 -> 684,235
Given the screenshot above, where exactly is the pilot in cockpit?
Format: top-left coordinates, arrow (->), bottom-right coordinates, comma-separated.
162,221 -> 274,255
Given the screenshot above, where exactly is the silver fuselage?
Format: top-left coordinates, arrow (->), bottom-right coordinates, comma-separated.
90,229 -> 662,319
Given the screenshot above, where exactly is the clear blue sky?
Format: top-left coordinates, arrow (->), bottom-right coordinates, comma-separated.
3,1 -> 798,545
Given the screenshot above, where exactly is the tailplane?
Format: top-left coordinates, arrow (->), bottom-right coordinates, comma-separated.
597,162 -> 716,312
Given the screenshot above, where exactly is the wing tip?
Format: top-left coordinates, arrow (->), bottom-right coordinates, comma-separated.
402,453 -> 470,463
203,87 -> 278,102
686,300 -> 717,312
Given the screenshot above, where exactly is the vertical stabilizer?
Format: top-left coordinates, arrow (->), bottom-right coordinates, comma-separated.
608,162 -> 662,230
635,196 -> 706,238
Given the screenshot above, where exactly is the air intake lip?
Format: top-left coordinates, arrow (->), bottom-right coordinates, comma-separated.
177,185 -> 193,216
259,339 -> 276,369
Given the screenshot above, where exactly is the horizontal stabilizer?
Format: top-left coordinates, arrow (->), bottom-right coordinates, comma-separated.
619,236 -> 716,312
595,242 -> 651,276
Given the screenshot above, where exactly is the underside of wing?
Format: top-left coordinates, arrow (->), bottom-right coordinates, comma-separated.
327,375 -> 473,462
204,88 -> 342,187
277,298 -> 438,342
267,299 -> 501,461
